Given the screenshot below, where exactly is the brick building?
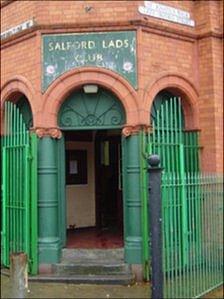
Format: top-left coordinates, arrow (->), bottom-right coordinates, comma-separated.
1,0 -> 223,280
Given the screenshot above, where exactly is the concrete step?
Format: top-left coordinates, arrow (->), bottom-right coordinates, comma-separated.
31,273 -> 135,285
1,267 -> 135,285
52,262 -> 131,275
61,248 -> 124,264
48,248 -> 135,285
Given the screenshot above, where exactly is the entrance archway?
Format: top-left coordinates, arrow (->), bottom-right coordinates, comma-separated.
58,86 -> 126,249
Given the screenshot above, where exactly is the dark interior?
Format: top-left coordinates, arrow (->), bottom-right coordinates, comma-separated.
64,130 -> 123,248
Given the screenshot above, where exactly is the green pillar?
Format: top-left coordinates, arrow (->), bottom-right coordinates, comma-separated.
57,135 -> 66,248
38,137 -> 60,263
123,132 -> 142,264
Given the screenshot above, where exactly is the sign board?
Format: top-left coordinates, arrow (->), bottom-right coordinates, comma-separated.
42,31 -> 137,92
1,19 -> 35,40
139,1 -> 195,27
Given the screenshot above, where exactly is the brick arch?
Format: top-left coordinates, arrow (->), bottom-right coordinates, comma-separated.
142,73 -> 200,130
0,75 -> 37,118
42,67 -> 139,127
0,76 -> 38,133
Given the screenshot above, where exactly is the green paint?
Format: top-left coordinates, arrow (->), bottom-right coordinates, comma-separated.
16,96 -> 33,128
162,173 -> 223,299
146,93 -> 220,297
122,134 -> 142,264
38,137 -> 61,263
57,136 -> 66,248
139,130 -> 150,280
58,88 -> 126,130
1,101 -> 37,274
42,31 -> 137,91
30,133 -> 38,275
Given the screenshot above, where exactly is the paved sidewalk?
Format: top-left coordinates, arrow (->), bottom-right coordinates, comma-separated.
1,274 -> 223,298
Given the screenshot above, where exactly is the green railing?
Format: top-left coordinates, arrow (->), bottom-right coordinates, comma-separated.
1,101 -> 38,274
162,172 -> 223,298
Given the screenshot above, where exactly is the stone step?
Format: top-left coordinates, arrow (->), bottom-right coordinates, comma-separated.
61,248 -> 124,264
30,273 -> 135,285
1,267 -> 135,285
52,262 -> 131,275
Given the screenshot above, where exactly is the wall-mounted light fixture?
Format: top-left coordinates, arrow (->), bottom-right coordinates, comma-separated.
83,84 -> 98,94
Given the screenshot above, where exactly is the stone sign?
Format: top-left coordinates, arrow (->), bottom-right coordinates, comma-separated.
42,31 -> 137,92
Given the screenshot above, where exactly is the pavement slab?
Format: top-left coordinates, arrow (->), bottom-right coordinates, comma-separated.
1,274 -> 223,299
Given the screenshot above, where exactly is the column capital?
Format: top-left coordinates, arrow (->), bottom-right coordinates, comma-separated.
122,125 -> 152,137
31,127 -> 62,139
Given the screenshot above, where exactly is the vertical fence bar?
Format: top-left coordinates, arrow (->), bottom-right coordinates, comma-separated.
166,104 -> 170,172
169,99 -> 174,173
169,174 -> 173,299
9,104 -> 12,255
156,110 -> 161,162
161,105 -> 166,171
19,114 -> 23,254
2,147 -> 7,264
148,155 -> 163,299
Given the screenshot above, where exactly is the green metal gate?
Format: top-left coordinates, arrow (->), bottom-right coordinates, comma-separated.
142,94 -> 200,273
149,95 -> 199,268
1,101 -> 38,275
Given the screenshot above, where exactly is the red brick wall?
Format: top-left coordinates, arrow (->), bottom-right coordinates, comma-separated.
1,36 -> 39,90
195,1 -> 223,172
1,1 -> 223,172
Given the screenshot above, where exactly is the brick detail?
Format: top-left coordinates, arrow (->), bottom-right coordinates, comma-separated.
1,1 -> 223,173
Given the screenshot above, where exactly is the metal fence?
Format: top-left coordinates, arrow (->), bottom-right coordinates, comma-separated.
162,172 -> 223,298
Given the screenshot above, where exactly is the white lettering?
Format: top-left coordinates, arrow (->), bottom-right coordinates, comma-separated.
139,1 -> 195,27
48,42 -> 54,51
1,19 -> 35,40
74,53 -> 104,64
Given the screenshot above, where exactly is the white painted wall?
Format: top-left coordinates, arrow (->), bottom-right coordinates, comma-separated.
66,141 -> 95,228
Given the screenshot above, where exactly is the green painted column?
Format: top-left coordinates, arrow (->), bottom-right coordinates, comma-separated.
122,132 -> 142,264
57,135 -> 66,248
38,137 -> 60,263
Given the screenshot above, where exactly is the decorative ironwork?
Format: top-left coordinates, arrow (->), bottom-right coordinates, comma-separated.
58,89 -> 125,129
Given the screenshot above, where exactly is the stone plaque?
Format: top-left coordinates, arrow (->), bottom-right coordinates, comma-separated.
42,31 -> 137,92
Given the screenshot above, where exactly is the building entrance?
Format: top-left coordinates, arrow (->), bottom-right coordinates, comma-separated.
64,129 -> 123,249
57,86 -> 127,253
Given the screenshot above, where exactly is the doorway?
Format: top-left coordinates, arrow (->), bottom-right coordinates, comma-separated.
64,129 -> 124,249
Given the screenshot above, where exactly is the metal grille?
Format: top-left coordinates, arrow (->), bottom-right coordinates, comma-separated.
143,95 -> 223,297
148,96 -> 199,173
1,101 -> 37,274
162,173 -> 223,298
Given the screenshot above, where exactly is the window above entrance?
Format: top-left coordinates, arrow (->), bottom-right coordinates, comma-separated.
58,88 -> 126,130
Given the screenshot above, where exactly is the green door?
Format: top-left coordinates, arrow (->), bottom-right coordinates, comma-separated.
1,101 -> 38,274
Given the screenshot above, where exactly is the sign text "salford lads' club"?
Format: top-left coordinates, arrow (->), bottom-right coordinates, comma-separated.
48,39 -> 130,51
